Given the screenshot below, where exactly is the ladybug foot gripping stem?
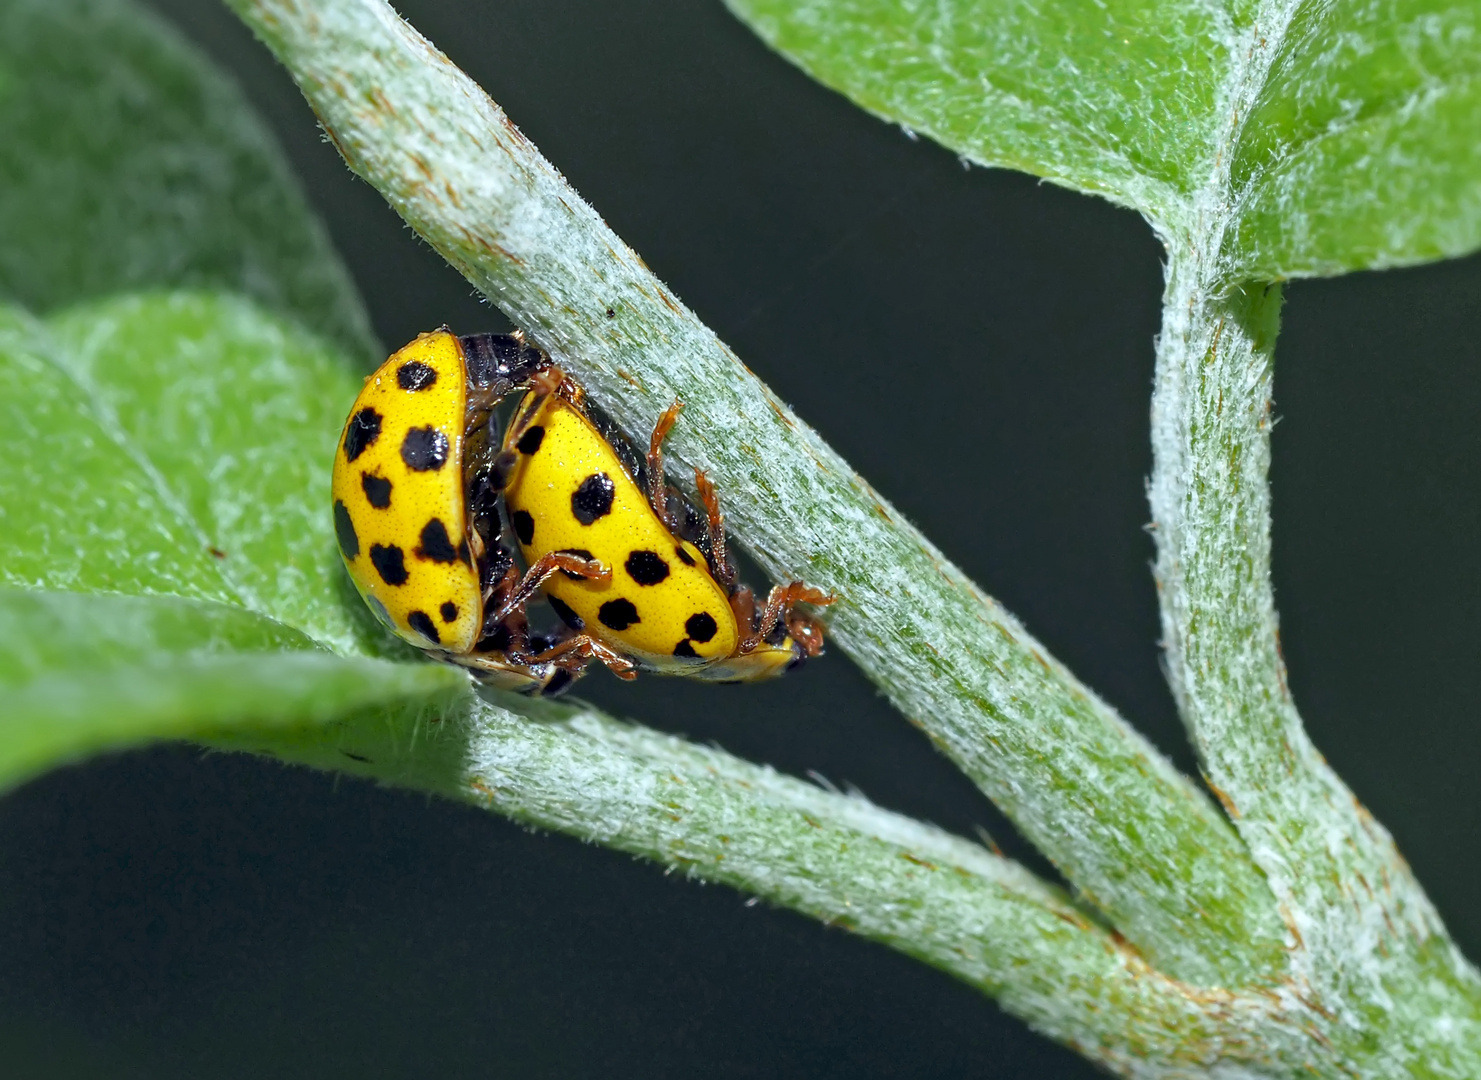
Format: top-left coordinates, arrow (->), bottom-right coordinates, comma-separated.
742,582 -> 835,655
531,633 -> 641,680
692,466 -> 736,591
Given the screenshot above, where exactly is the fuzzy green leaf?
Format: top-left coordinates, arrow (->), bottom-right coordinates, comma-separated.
0,292 -> 405,656
0,291 -> 460,789
725,0 -> 1213,220
0,588 -> 459,792
726,0 -> 1481,277
1226,0 -> 1481,276
0,0 -> 378,359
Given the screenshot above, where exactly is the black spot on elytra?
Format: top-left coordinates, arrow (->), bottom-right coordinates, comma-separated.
369,544 -> 408,586
548,594 -> 584,630
333,500 -> 359,559
625,550 -> 670,585
674,545 -> 697,567
673,640 -> 698,658
598,598 -> 639,631
417,518 -> 460,563
570,473 -> 615,525
397,361 -> 437,391
361,472 -> 392,509
685,612 -> 718,643
343,408 -> 381,462
516,425 -> 545,454
401,426 -> 449,471
408,610 -> 441,644
512,509 -> 535,545
440,601 -> 459,623
555,548 -> 596,580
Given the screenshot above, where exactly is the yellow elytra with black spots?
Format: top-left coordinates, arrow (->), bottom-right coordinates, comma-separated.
331,329 -> 576,694
501,390 -> 741,672
332,330 -> 483,653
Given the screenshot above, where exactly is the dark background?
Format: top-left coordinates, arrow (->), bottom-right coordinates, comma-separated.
5,1 -> 1480,1076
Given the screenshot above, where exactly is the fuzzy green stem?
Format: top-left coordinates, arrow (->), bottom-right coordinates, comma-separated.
1134,0 -> 1481,1063
223,0 -> 1285,987
216,686 -> 1318,1078
1137,0 -> 1481,1062
1148,247 -> 1481,1070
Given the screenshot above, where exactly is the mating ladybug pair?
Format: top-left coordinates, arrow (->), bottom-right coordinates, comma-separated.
331,329 -> 831,696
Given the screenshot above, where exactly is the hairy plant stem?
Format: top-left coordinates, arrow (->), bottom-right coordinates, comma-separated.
226,0 -> 1283,988
1148,244 -> 1481,1073
220,688 -> 1274,1078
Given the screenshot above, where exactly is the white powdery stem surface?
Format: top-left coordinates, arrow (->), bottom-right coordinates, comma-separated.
1148,246 -> 1481,1072
236,688 -> 1305,1078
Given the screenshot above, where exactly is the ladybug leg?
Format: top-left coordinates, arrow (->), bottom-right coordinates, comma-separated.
744,582 -> 836,653
529,634 -> 639,681
728,584 -> 758,642
645,399 -> 684,530
464,385 -> 501,427
486,551 -> 610,625
693,467 -> 736,591
785,612 -> 829,659
501,367 -> 564,448
481,557 -> 519,611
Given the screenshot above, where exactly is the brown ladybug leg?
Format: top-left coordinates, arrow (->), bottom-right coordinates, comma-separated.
530,634 -> 640,680
485,551 -> 609,626
745,582 -> 836,652
692,466 -> 737,591
645,399 -> 684,530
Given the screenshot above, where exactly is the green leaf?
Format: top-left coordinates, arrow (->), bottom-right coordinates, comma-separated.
0,588 -> 462,792
0,2 -> 461,790
1227,0 -> 1481,276
0,291 -> 404,657
0,289 -> 465,789
726,0 -> 1481,277
0,0 -> 379,359
725,0 -> 1212,219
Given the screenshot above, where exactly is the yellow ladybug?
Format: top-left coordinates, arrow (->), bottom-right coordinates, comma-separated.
330,329 -> 595,695
498,366 -> 832,682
